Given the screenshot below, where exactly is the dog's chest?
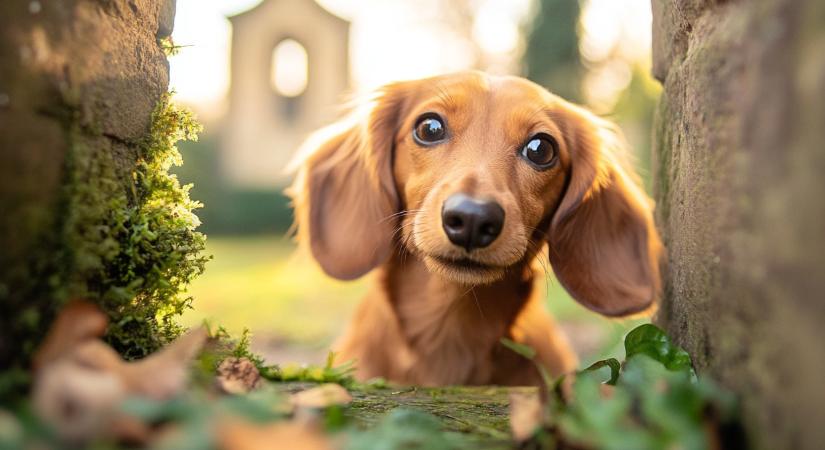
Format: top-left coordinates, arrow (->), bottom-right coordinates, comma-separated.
392,283 -> 527,385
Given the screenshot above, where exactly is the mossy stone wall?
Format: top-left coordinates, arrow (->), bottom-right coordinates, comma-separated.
0,0 -> 183,370
651,1 -> 825,448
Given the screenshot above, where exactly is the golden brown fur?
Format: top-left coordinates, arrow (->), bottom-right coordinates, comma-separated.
288,72 -> 662,386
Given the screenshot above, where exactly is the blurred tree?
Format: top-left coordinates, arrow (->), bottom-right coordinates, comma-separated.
523,0 -> 583,101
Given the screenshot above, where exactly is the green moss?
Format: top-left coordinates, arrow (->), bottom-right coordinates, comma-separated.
653,94 -> 672,225
41,92 -> 208,360
343,385 -> 515,440
58,93 -> 209,358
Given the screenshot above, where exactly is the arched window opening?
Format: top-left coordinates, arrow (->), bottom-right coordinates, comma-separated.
270,39 -> 308,98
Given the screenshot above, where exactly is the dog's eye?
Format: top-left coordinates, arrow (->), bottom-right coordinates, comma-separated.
413,114 -> 447,145
520,134 -> 558,169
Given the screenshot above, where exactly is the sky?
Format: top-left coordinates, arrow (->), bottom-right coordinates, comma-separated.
168,0 -> 652,119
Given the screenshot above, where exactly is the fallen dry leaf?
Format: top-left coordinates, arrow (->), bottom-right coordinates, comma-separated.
32,345 -> 126,444
218,420 -> 334,450
32,299 -> 108,371
290,384 -> 352,410
509,391 -> 544,442
122,326 -> 208,400
216,357 -> 262,394
31,301 -> 208,444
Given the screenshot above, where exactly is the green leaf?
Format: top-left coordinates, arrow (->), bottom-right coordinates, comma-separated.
619,356 -> 712,450
556,373 -> 655,450
0,410 -> 23,448
582,358 -> 621,385
344,408 -> 468,450
120,396 -> 197,422
624,324 -> 693,374
500,337 -> 536,359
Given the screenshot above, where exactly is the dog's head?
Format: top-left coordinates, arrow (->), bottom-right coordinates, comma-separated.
289,71 -> 661,316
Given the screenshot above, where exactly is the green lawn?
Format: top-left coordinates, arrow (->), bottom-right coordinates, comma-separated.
180,236 -> 367,348
182,235 -> 645,367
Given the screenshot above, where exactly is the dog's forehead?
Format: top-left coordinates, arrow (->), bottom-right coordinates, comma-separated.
487,75 -> 551,101
429,71 -> 543,91
417,72 -> 555,117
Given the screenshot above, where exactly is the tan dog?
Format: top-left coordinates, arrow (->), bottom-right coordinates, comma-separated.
289,71 -> 662,386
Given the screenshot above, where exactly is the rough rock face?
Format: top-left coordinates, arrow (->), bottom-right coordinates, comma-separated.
651,1 -> 825,449
0,0 -> 175,368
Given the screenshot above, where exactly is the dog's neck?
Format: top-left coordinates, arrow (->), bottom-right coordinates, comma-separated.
375,251 -> 538,383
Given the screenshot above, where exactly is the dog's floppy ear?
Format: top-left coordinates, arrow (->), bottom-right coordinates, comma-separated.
288,85 -> 407,280
547,104 -> 662,316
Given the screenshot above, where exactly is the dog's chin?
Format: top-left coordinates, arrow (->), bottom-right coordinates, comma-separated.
422,254 -> 506,285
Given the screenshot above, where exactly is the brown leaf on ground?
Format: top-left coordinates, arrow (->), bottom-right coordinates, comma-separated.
32,343 -> 127,444
290,384 -> 352,410
509,391 -> 544,442
31,302 -> 208,444
218,420 -> 334,450
32,299 -> 108,371
216,357 -> 263,394
122,327 -> 208,400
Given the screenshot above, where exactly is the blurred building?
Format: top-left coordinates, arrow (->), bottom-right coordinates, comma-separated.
223,0 -> 350,187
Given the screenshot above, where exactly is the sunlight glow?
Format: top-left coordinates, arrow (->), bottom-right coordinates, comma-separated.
579,0 -> 652,112
168,0 -> 652,115
271,39 -> 309,98
472,0 -> 523,56
169,0 -> 531,111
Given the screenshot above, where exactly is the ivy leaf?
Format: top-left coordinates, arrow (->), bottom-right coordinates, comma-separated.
582,358 -> 621,385
624,324 -> 693,374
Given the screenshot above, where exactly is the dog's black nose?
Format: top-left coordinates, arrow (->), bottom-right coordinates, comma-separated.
441,194 -> 505,251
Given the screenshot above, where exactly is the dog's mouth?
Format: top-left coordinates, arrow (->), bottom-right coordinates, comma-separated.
431,254 -> 496,270
424,254 -> 506,284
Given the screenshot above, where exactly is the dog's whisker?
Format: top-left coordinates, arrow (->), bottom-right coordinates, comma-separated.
470,287 -> 486,321
379,209 -> 426,225
460,284 -> 476,298
527,237 -> 552,295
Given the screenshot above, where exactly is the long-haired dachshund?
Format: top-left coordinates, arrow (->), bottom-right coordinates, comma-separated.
289,71 -> 662,386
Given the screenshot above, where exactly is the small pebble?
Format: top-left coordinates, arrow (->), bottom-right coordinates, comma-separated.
0,93 -> 9,108
29,1 -> 42,14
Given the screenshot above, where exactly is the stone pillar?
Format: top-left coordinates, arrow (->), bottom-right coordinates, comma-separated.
651,1 -> 825,448
0,0 -> 176,369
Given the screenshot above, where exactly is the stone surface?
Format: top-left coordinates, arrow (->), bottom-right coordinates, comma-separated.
651,1 -> 825,449
277,381 -> 519,446
0,0 -> 172,368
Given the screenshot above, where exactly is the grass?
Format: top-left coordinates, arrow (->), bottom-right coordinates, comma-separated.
180,236 -> 366,349
182,235 -> 646,367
